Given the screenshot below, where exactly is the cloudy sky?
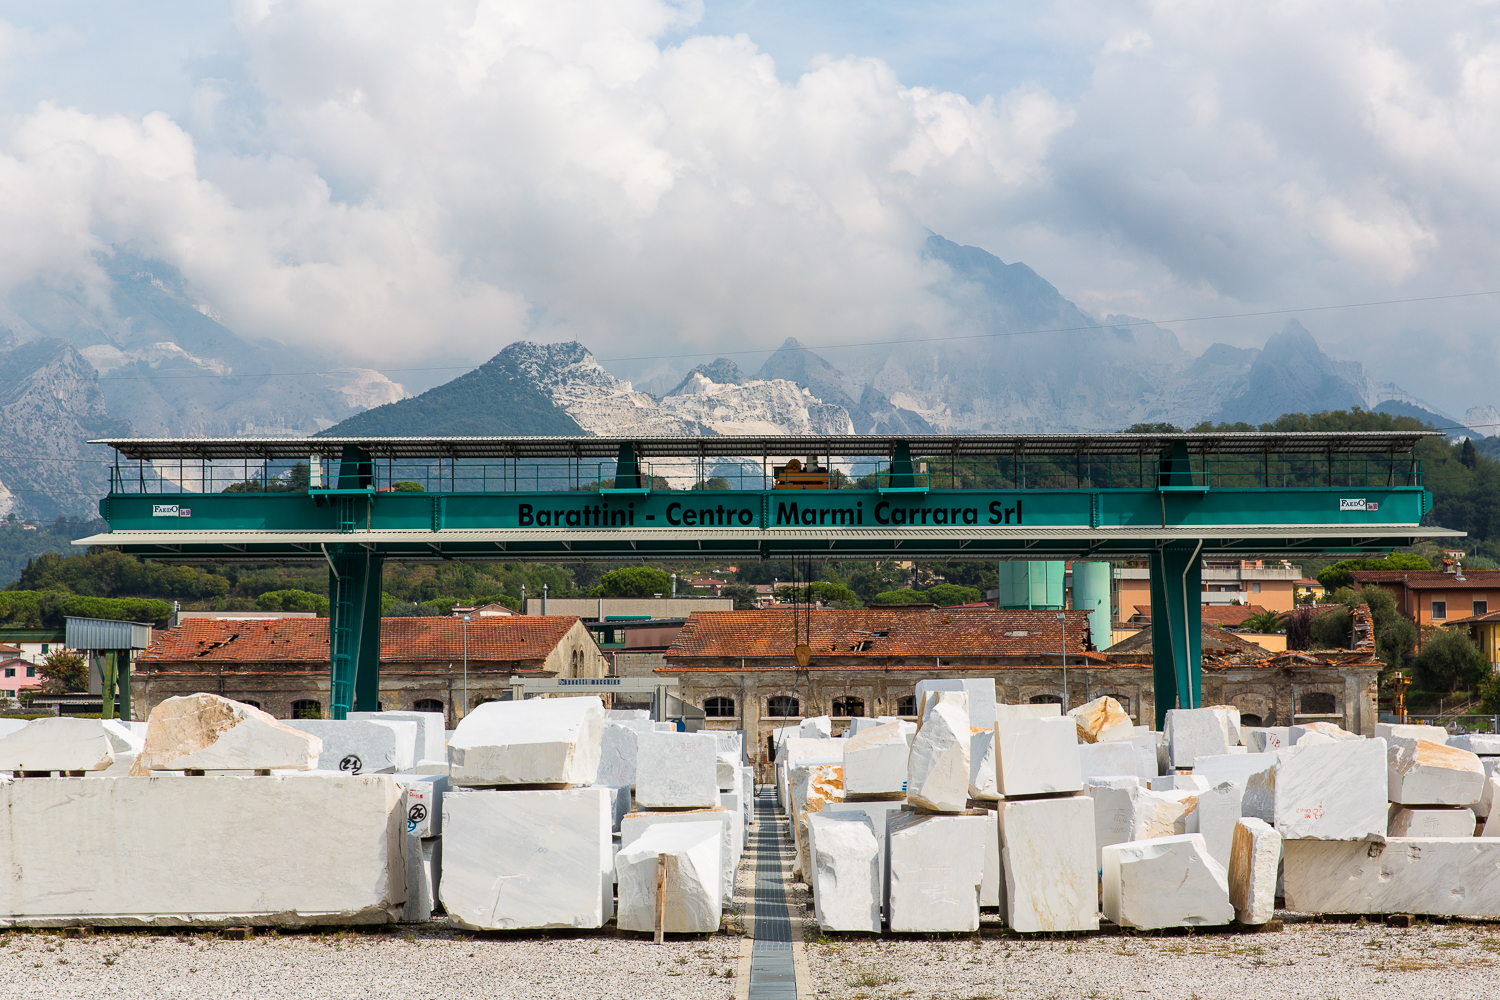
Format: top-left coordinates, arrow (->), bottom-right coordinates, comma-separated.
1,1 -> 1497,410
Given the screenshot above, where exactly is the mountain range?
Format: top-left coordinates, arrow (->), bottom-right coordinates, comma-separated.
0,236 -> 1483,519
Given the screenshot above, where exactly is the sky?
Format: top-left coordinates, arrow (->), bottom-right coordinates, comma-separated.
0,1 -> 1498,411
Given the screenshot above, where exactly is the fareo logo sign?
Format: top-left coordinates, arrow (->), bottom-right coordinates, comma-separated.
1340,498 -> 1377,512
152,505 -> 191,517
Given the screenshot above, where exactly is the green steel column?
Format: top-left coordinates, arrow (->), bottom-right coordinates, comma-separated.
328,547 -> 385,719
117,649 -> 131,721
1149,542 -> 1203,727
101,651 -> 117,720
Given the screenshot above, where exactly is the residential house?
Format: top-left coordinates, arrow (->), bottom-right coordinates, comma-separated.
1349,570 -> 1500,631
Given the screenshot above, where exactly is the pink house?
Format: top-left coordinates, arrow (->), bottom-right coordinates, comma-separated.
0,655 -> 42,699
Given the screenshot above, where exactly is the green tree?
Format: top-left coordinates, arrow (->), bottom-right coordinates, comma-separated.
256,589 -> 330,615
593,567 -> 673,599
721,584 -> 761,610
1241,610 -> 1284,633
391,481 -> 426,492
1352,585 -> 1417,672
1414,628 -> 1489,694
38,649 -> 89,694
846,562 -> 907,602
921,584 -> 983,606
1309,606 -> 1353,649
870,589 -> 929,605
1316,554 -> 1431,592
775,581 -> 860,606
1481,670 -> 1500,714
690,477 -> 732,491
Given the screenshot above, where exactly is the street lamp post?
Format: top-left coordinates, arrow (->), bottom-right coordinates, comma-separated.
462,614 -> 470,719
1057,612 -> 1068,712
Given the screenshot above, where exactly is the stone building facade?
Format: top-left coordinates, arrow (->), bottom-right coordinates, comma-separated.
132,615 -> 608,725
661,609 -> 1379,777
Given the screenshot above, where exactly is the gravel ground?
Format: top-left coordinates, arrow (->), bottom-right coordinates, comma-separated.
804,915 -> 1500,1000
0,925 -> 745,1000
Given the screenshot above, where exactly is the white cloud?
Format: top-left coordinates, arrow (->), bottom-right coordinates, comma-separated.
0,0 -> 1498,406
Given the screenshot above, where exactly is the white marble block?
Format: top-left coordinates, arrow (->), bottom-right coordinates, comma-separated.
844,722 -> 910,797
622,808 -> 738,903
400,773 -> 449,837
1196,781 -> 1243,868
1069,696 -> 1134,744
1165,709 -> 1231,769
447,697 -> 603,787
616,822 -> 722,933
0,718 -> 115,772
1449,734 -> 1500,755
1228,818 -> 1281,925
980,808 -> 1003,910
141,694 -> 319,772
907,692 -> 971,812
596,723 -> 639,788
0,774 -> 405,927
886,810 -> 988,932
808,814 -> 882,932
1289,722 -> 1360,743
442,787 -> 612,930
1137,787 -> 1200,837
792,764 -> 844,881
349,710 -> 446,766
916,679 -> 997,729
994,703 -> 1062,721
1085,776 -> 1143,867
1387,805 -> 1476,838
999,795 -> 1100,933
1190,752 -> 1277,799
1103,834 -> 1233,929
1078,741 -> 1143,782
1273,738 -> 1387,841
284,720 -> 418,774
1477,770 -> 1500,822
799,716 -> 833,739
969,730 -> 999,801
1244,727 -> 1291,753
1284,838 -> 1500,916
1387,737 -> 1486,806
824,800 -> 905,900
403,834 -> 440,923
994,714 -> 1083,798
1375,723 -> 1449,744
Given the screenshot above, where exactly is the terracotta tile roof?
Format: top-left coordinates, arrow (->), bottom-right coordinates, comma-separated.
1200,604 -> 1269,627
137,616 -> 585,665
1443,609 -> 1500,625
0,644 -> 21,656
1350,571 -> 1500,590
664,608 -> 1098,662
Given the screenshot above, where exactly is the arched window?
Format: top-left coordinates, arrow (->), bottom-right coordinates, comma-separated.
414,698 -> 444,714
831,696 -> 865,717
704,696 -> 736,718
290,699 -> 322,719
767,695 -> 800,718
1103,694 -> 1130,714
895,695 -> 917,716
1300,691 -> 1337,715
239,699 -> 261,710
1029,694 -> 1062,705
1239,713 -> 1265,727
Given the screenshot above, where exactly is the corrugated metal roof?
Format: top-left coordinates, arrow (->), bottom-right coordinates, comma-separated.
64,617 -> 154,650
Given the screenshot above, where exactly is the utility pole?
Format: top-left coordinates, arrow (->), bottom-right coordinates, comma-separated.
462,614 -> 470,718
1057,611 -> 1068,712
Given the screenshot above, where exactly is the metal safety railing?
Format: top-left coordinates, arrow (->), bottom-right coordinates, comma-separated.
104,452 -> 1424,496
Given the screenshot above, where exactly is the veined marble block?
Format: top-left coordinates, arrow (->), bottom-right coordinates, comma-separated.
886,810 -> 988,932
1102,834 -> 1233,930
141,694 -> 319,772
809,813 -> 881,932
447,697 -> 603,787
633,731 -> 719,809
999,795 -> 1099,933
1387,736 -> 1485,807
844,722 -> 910,797
284,720 -> 418,774
1284,838 -> 1500,917
994,715 -> 1083,798
907,692 -> 970,812
0,718 -> 115,773
1228,818 -> 1281,925
1273,738 -> 1387,841
1069,696 -> 1134,744
1387,804 -> 1476,838
616,822 -> 722,933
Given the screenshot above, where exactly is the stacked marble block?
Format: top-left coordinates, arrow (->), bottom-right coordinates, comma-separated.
883,691 -> 993,933
1282,727 -> 1500,917
617,728 -> 736,931
440,697 -> 618,931
0,694 -> 413,928
809,715 -> 912,932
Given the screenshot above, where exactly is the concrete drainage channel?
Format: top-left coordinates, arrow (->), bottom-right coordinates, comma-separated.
745,788 -> 808,1000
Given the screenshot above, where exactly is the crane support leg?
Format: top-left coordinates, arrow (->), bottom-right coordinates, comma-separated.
1150,542 -> 1203,727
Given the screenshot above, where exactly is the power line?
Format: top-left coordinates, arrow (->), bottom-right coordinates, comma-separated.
2,287 -> 1498,385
